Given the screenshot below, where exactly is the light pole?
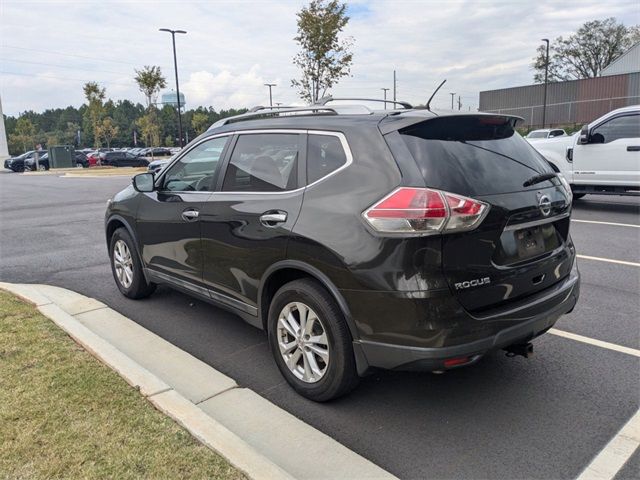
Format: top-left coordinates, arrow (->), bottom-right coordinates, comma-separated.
541,38 -> 550,129
449,92 -> 456,110
264,83 -> 276,107
381,88 -> 389,109
159,28 -> 187,147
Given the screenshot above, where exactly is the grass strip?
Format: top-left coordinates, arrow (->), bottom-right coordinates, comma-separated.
0,290 -> 245,479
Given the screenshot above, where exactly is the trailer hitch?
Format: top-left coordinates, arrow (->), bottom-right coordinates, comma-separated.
504,342 -> 534,358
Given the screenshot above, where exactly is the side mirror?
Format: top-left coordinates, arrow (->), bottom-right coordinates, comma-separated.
578,125 -> 590,144
133,173 -> 155,192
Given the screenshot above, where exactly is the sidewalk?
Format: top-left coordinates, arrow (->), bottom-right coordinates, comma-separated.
0,282 -> 396,480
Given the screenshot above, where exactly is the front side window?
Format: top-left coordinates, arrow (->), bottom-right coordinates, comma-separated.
222,134 -> 300,192
162,136 -> 228,192
591,115 -> 640,144
307,134 -> 347,184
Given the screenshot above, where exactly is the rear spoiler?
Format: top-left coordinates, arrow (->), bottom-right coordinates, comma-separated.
378,112 -> 524,135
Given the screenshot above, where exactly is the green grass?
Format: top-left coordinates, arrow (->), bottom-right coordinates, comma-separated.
0,291 -> 245,479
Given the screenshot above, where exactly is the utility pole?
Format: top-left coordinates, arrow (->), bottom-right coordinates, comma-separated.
449,92 -> 456,110
264,83 -> 276,107
457,95 -> 462,111
393,70 -> 397,102
381,88 -> 389,109
541,38 -> 550,129
159,28 -> 187,147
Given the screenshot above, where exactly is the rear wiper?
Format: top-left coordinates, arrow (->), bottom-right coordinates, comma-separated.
523,172 -> 556,187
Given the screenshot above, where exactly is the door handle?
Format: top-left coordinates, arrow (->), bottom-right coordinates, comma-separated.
627,146 -> 640,152
181,209 -> 200,221
260,211 -> 287,226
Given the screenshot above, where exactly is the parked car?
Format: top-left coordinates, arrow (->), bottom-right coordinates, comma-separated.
100,151 -> 149,167
24,150 -> 89,171
137,147 -> 172,158
4,150 -> 45,172
86,151 -> 101,166
526,128 -> 567,139
528,105 -> 640,198
106,101 -> 579,401
24,153 -> 49,171
147,158 -> 172,174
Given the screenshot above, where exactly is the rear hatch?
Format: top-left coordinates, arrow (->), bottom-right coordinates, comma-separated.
393,114 -> 573,313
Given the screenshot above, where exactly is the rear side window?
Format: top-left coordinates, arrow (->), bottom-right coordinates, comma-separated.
399,116 -> 554,196
222,134 -> 300,192
307,134 -> 347,184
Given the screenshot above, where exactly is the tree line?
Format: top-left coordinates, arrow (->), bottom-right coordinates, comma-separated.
4,86 -> 246,155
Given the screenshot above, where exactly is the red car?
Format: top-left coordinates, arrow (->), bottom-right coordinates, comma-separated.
86,151 -> 101,166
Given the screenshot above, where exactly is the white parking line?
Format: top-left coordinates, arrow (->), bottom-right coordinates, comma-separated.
577,409 -> 640,480
577,254 -> 640,268
572,219 -> 640,228
549,329 -> 640,358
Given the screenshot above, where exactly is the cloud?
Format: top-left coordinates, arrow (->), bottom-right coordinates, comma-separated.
0,0 -> 638,115
182,66 -> 277,110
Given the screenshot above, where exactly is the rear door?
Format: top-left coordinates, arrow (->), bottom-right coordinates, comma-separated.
200,131 -> 306,313
393,115 -> 573,313
572,113 -> 640,186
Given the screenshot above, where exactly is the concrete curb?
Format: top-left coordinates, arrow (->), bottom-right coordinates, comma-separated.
23,167 -> 146,178
0,282 -> 397,480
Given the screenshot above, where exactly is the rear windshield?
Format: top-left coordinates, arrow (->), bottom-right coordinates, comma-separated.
399,116 -> 554,196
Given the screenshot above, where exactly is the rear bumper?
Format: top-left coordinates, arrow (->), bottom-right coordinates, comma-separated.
354,264 -> 580,372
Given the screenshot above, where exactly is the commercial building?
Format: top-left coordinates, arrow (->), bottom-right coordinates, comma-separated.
479,43 -> 640,128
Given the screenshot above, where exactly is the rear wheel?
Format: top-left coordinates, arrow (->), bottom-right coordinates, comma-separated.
38,164 -> 47,171
268,279 -> 359,401
109,228 -> 156,299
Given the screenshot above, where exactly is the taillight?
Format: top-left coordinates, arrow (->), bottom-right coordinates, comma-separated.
363,187 -> 489,235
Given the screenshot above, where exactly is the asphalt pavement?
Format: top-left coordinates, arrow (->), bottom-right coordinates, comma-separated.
1,170 -> 638,479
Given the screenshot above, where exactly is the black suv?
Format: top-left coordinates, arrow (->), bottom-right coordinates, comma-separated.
100,151 -> 149,167
105,100 -> 580,401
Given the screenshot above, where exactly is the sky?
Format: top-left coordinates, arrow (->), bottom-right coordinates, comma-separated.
1,0 -> 639,116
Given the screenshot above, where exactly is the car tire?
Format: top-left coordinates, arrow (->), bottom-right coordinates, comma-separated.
267,278 -> 359,402
109,227 -> 156,299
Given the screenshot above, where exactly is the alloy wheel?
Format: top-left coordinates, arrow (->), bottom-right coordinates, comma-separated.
277,302 -> 329,383
113,239 -> 134,288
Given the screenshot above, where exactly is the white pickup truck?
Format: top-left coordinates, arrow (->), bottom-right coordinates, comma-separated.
527,105 -> 640,198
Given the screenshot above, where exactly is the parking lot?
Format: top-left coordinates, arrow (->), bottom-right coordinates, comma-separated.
1,170 -> 638,479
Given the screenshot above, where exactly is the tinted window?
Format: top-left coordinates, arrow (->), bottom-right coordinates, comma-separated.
399,116 -> 554,196
163,136 -> 228,192
592,115 -> 640,143
307,134 -> 347,184
222,134 -> 299,192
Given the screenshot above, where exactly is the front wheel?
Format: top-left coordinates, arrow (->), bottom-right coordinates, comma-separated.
109,228 -> 156,299
268,279 -> 359,402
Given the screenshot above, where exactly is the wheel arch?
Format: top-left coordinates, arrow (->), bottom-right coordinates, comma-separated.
258,260 -> 358,341
105,214 -> 150,283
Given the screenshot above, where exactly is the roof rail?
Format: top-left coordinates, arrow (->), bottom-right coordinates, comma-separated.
209,104 -> 371,129
316,96 -> 413,109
